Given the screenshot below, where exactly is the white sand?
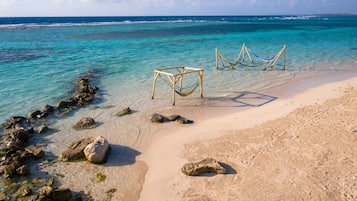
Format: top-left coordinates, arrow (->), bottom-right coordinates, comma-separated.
138,75 -> 357,200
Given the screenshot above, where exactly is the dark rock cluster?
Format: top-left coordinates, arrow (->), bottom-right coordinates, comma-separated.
27,75 -> 98,120
151,113 -> 194,124
0,71 -> 99,201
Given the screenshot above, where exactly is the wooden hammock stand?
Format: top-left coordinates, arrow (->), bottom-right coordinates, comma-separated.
216,43 -> 286,70
151,66 -> 204,105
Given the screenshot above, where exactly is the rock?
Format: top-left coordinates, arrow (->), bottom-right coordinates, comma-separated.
181,158 -> 226,176
58,137 -> 95,162
57,101 -> 75,109
116,107 -> 131,116
175,117 -> 194,124
0,192 -> 7,201
39,186 -> 53,197
1,149 -> 34,178
84,136 -> 110,164
151,113 -> 194,124
35,124 -> 49,134
3,162 -> 18,178
16,184 -> 33,197
151,113 -> 167,123
28,110 -> 42,119
10,129 -> 31,143
95,172 -> 106,182
166,115 -> 181,121
2,116 -> 31,130
51,188 -> 72,201
73,117 -> 96,130
41,104 -> 55,114
25,145 -> 45,159
16,165 -> 30,175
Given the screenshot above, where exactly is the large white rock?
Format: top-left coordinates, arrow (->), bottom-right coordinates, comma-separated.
84,136 -> 110,164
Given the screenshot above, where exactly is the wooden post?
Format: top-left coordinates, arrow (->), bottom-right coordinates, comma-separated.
199,70 -> 203,97
172,75 -> 176,105
215,48 -> 219,70
151,71 -> 159,99
283,44 -> 286,70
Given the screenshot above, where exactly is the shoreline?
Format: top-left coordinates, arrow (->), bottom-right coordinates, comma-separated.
138,71 -> 357,200
1,68 -> 355,200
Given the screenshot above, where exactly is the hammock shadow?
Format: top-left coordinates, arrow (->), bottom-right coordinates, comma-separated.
203,91 -> 277,108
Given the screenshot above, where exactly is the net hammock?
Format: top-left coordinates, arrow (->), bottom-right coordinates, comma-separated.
158,73 -> 200,97
216,43 -> 286,70
151,66 -> 204,105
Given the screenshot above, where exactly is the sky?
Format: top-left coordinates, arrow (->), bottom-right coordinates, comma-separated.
0,0 -> 357,17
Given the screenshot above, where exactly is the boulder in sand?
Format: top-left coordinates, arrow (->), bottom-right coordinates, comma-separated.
84,136 -> 110,164
181,158 -> 226,176
73,117 -> 96,130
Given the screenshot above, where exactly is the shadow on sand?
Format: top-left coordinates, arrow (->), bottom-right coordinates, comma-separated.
178,91 -> 278,108
104,144 -> 141,167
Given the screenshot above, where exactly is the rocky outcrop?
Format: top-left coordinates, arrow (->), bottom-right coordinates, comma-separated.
151,113 -> 194,124
73,117 -> 96,130
84,136 -> 110,164
181,158 -> 226,176
58,137 -> 95,162
0,70 -> 100,200
56,76 -> 97,111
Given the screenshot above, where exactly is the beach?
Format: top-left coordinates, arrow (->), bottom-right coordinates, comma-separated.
1,16 -> 357,200
138,73 -> 357,201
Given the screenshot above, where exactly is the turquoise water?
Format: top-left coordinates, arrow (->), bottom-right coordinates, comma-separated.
1,15 -> 357,123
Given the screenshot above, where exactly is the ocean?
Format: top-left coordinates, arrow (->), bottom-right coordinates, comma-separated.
1,15 -> 357,123
0,15 -> 357,199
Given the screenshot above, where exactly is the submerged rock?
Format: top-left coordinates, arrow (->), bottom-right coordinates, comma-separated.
16,165 -> 30,175
2,116 -> 32,131
73,117 -> 96,130
25,145 -> 45,159
116,107 -> 131,116
51,188 -> 72,201
181,158 -> 226,176
34,124 -> 49,134
84,136 -> 110,164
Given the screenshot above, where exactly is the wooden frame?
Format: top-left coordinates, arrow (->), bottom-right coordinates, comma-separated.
151,66 -> 204,105
216,43 -> 286,70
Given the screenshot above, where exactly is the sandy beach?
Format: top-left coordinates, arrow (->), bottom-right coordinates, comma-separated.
138,73 -> 357,201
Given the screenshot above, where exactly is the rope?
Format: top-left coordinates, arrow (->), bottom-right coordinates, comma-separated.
158,74 -> 200,97
248,48 -> 275,63
175,82 -> 199,97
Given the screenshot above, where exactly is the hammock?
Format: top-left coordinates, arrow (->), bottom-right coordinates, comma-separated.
152,66 -> 204,105
216,43 -> 286,70
158,73 -> 200,97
